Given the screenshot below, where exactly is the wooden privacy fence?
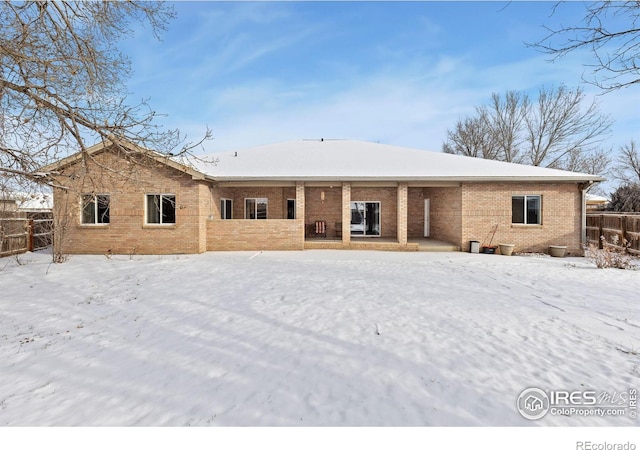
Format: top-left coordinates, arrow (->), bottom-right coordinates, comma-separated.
586,213 -> 640,256
0,217 -> 53,257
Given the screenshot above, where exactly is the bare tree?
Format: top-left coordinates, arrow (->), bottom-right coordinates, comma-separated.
532,2 -> 640,93
524,86 -> 612,169
0,1 -> 210,193
442,85 -> 612,175
613,140 -> 640,184
443,92 -> 529,162
486,91 -> 529,163
443,113 -> 499,159
562,147 -> 611,177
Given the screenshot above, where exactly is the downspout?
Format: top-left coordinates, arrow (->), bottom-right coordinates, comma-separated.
580,181 -> 595,254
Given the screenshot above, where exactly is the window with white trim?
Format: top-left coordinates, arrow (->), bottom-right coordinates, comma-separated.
245,198 -> 267,219
221,198 -> 233,219
146,194 -> 176,224
512,195 -> 541,225
81,194 -> 110,224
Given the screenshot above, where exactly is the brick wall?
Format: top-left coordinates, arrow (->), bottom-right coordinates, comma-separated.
208,184 -> 304,250
407,188 -> 424,238
52,148 -> 584,256
397,183 -> 408,244
218,187 -> 294,220
198,184 -> 212,253
305,186 -> 342,238
341,183 -> 351,244
422,186 -> 463,245
407,183 -> 582,255
52,149 -> 212,255
461,183 -> 582,255
207,219 -> 304,251
351,187 -> 397,238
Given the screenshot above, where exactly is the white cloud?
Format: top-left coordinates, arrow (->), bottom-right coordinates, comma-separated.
181,46 -> 640,160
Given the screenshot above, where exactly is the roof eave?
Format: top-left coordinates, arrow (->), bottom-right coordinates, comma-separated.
40,139 -> 209,181
208,175 -> 605,183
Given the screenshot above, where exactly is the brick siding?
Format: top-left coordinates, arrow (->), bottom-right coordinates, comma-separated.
217,186 -> 295,220
461,182 -> 582,255
51,147 -> 584,255
207,219 -> 304,251
351,186 -> 398,238
52,149 -> 213,255
408,183 -> 581,255
305,186 -> 343,238
423,186 -> 463,245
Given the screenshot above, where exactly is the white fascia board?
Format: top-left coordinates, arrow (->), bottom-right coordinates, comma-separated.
208,175 -> 604,184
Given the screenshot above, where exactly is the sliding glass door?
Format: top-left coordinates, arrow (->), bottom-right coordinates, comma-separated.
350,201 -> 380,236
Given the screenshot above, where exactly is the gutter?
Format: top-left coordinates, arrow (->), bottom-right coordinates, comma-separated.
580,181 -> 596,253
205,175 -> 605,183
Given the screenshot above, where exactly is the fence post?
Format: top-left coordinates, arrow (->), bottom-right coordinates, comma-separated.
598,215 -> 604,249
27,219 -> 34,252
621,215 -> 628,246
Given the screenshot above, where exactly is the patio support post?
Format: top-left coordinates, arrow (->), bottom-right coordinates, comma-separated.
397,182 -> 408,245
296,181 -> 305,243
342,182 -> 351,245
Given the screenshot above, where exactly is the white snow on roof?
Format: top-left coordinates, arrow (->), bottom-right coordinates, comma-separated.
586,193 -> 610,203
16,193 -> 53,211
193,139 -> 603,182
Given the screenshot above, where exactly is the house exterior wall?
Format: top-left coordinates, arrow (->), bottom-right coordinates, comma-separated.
49,148 -> 585,255
461,182 -> 582,255
207,185 -> 303,250
407,188 -> 425,238
207,219 -> 304,251
305,186 -> 342,238
350,186 -> 397,239
408,183 -> 581,255
52,149 -> 209,255
422,186 -> 463,245
341,183 -> 351,245
198,184 -> 213,253
397,183 -> 408,244
223,187 -> 289,219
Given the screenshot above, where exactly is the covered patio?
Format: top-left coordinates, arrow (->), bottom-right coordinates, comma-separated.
302,182 -> 461,251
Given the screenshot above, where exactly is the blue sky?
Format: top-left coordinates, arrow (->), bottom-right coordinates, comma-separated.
122,1 -> 640,167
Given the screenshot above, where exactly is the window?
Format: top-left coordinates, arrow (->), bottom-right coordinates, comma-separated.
245,198 -> 267,219
512,195 -> 541,225
146,194 -> 176,224
81,194 -> 110,224
287,199 -> 296,219
221,198 -> 233,219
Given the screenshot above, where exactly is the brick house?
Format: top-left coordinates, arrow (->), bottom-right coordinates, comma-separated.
43,139 -> 603,255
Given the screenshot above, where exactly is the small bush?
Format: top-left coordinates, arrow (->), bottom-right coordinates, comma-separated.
585,235 -> 637,269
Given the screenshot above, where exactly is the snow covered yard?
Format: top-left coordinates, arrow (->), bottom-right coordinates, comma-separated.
0,250 -> 638,426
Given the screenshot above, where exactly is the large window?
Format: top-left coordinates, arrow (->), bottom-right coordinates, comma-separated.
146,194 -> 176,225
245,198 -> 267,219
221,198 -> 233,219
81,194 -> 110,224
512,195 -> 541,225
